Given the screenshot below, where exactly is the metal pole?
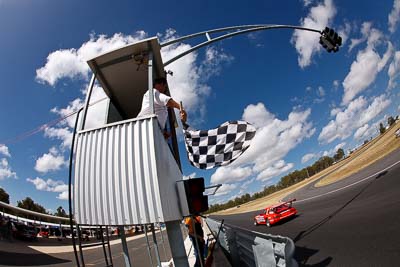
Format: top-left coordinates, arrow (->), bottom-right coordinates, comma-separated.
165,220 -> 189,267
106,226 -> 114,267
151,223 -> 162,267
77,225 -> 85,266
100,226 -> 110,267
68,107 -> 84,267
144,225 -> 154,267
159,223 -> 168,259
191,216 -> 204,267
119,226 -> 132,267
162,24 -> 322,67
80,73 -> 97,130
148,51 -> 154,114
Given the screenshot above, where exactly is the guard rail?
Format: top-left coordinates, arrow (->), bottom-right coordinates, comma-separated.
205,217 -> 297,267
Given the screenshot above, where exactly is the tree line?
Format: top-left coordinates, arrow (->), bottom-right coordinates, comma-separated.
0,188 -> 68,221
207,150 -> 344,214
379,115 -> 398,134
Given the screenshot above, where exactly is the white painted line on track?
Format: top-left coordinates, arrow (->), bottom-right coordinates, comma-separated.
295,159 -> 400,204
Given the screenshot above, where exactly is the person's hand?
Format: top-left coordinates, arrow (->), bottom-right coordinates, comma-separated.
180,109 -> 187,122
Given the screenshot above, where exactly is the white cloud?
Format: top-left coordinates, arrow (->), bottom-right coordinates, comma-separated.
314,86 -> 326,103
302,0 -> 314,7
319,94 -> 391,143
291,0 -> 337,68
337,22 -> 351,48
342,49 -> 380,104
330,107 -> 341,117
214,184 -> 238,197
323,142 -> 346,156
388,0 -> 400,33
240,178 -> 255,189
51,98 -> 83,128
240,104 -> 315,170
237,103 -> 315,174
83,86 -> 109,129
353,124 -> 376,140
161,42 -> 210,119
348,22 -> 372,52
242,103 -> 275,128
342,28 -> 393,105
199,47 -> 234,80
210,166 -> 252,184
50,85 -> 108,132
44,127 -> 73,149
256,160 -> 294,182
237,178 -> 256,195
317,86 -> 325,97
333,80 -> 340,91
0,144 -> 10,157
35,147 -> 67,173
301,153 -> 316,163
26,177 -> 69,200
36,32 -> 147,86
0,158 -> 17,180
388,51 -> 400,89
57,191 -> 69,200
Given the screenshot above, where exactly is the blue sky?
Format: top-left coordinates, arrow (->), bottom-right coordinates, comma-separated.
0,0 -> 399,212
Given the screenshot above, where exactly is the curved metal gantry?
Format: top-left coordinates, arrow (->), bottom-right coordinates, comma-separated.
160,24 -> 322,66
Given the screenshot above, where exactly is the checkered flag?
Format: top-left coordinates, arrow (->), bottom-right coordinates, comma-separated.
182,121 -> 256,169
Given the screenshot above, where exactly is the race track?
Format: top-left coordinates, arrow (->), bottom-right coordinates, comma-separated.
211,149 -> 400,266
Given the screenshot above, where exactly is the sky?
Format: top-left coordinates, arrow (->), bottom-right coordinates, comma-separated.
0,0 -> 399,212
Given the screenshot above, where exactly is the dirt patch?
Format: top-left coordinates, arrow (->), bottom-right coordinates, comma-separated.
213,122 -> 400,216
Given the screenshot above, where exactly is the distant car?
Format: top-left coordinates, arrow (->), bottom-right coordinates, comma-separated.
38,227 -> 49,238
254,199 -> 297,227
12,223 -> 37,240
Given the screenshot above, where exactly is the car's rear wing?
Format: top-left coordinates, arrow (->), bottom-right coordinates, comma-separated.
283,198 -> 296,204
270,198 -> 297,209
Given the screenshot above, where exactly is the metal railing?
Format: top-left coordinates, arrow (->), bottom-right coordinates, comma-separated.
205,218 -> 297,267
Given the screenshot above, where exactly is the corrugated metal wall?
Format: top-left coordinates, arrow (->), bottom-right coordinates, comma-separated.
73,117 -> 181,225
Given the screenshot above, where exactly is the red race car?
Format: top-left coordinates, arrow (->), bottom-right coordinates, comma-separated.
254,199 -> 297,227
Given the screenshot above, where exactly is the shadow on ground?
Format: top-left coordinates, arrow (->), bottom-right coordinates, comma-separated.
0,250 -> 71,266
293,170 -> 389,266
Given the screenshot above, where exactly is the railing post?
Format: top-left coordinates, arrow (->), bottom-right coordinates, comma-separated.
151,223 -> 162,267
226,227 -> 240,267
119,226 -> 132,267
165,220 -> 189,267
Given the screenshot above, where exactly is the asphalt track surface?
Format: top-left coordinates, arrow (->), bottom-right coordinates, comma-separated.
212,148 -> 400,266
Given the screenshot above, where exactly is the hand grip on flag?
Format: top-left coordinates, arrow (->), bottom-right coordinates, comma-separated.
180,101 -> 187,122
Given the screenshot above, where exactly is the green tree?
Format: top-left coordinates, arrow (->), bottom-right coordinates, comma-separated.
334,148 -> 345,161
17,197 -> 48,214
388,116 -> 395,127
379,123 -> 386,134
0,187 -> 10,204
54,206 -> 68,218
